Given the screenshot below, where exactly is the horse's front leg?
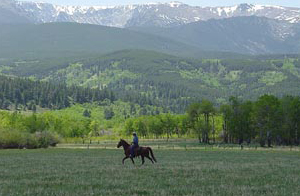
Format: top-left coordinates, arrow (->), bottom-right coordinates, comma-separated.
130,157 -> 135,164
141,156 -> 145,165
122,156 -> 129,164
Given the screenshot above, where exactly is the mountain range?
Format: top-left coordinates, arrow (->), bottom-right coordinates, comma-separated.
1,0 -> 300,55
2,1 -> 300,110
131,16 -> 300,54
0,22 -> 246,60
1,0 -> 300,27
1,16 -> 300,56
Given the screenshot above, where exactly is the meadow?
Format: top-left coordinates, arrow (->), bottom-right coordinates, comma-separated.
0,147 -> 300,196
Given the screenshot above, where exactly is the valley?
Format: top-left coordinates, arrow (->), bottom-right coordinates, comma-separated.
1,0 -> 300,147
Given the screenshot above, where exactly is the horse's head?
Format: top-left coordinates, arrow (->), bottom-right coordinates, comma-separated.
117,139 -> 123,148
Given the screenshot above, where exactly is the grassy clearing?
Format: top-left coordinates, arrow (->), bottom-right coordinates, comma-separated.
58,139 -> 300,152
0,148 -> 299,196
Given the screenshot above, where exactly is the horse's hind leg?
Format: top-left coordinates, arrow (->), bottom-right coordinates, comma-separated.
145,155 -> 154,164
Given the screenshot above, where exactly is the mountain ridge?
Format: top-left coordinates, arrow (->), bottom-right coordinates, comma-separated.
130,16 -> 300,54
0,22 -> 247,59
2,0 -> 300,27
2,16 -> 300,56
2,1 -> 300,55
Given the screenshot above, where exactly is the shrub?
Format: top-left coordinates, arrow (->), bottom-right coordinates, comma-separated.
0,129 -> 28,149
0,129 -> 60,149
35,131 -> 60,148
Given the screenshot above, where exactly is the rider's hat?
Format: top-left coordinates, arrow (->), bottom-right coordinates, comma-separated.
132,132 -> 137,135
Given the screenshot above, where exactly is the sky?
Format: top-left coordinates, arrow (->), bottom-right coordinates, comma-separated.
18,0 -> 300,8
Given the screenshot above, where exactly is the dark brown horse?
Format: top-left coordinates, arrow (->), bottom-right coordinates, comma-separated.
117,139 -> 157,165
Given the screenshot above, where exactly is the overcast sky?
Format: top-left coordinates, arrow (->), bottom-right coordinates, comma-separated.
17,0 -> 300,7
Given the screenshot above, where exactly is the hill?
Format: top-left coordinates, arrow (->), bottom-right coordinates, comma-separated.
130,16 -> 300,54
3,50 -> 300,112
0,22 -> 244,60
5,16 -> 300,58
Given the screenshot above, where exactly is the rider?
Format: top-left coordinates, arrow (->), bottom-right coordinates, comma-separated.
130,132 -> 139,158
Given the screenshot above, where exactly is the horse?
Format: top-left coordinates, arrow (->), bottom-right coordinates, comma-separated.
117,139 -> 157,165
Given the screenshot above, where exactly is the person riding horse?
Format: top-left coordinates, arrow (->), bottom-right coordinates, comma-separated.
117,139 -> 156,164
130,132 -> 139,158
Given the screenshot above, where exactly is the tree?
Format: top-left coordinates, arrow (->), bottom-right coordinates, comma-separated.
178,115 -> 190,137
133,118 -> 147,138
139,107 -> 147,116
89,120 -> 101,136
221,97 -> 253,144
187,102 -> 202,142
290,97 -> 300,145
104,108 -> 114,120
124,119 -> 134,136
240,101 -> 253,143
199,100 -> 215,143
254,95 -> 280,147
159,113 -> 175,141
148,116 -> 164,138
279,96 -> 300,145
220,104 -> 232,143
130,103 -> 136,116
187,100 -> 215,143
83,109 -> 91,118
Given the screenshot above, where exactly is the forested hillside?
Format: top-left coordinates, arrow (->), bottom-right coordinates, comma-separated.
0,75 -> 115,110
2,50 -> 300,113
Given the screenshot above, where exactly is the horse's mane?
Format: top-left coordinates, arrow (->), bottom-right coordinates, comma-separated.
121,139 -> 130,146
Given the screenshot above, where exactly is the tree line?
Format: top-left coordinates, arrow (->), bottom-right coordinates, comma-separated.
1,78 -> 300,148
0,75 -> 115,110
124,95 -> 300,146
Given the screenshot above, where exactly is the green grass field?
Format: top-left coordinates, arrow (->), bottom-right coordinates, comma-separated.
0,148 -> 299,196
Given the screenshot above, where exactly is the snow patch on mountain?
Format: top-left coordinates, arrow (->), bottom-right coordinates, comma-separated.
6,1 -> 300,27
168,1 -> 184,8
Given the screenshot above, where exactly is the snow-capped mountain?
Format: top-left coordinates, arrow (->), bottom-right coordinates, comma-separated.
2,0 -> 300,27
14,1 -> 136,27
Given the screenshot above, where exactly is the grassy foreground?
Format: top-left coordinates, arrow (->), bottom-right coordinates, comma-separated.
0,148 -> 299,196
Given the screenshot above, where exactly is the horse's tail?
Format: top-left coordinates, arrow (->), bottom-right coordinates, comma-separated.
148,147 -> 157,162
